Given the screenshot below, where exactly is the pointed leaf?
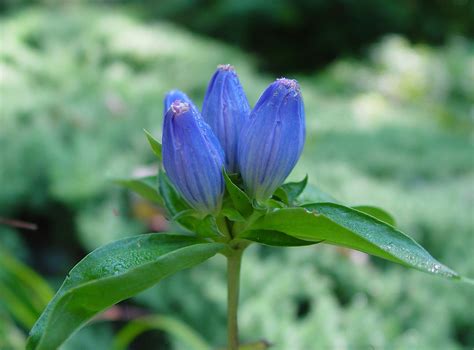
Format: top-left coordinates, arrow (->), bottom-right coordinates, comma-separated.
248,203 -> 461,279
280,175 -> 308,203
27,234 -> 224,350
114,176 -> 163,205
144,129 -> 162,161
298,184 -> 395,228
353,205 -> 396,226
223,170 -> 253,217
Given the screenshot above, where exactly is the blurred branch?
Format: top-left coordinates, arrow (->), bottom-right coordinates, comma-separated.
0,217 -> 38,231
94,305 -> 149,322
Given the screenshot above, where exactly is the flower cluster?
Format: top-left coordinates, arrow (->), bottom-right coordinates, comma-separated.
162,64 -> 305,214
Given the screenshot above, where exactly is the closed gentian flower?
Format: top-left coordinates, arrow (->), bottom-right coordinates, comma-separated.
162,100 -> 225,213
202,64 -> 250,173
238,78 -> 305,201
163,89 -> 196,115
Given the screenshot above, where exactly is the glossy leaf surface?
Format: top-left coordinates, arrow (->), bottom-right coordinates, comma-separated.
353,205 -> 396,226
240,230 -> 317,247
247,202 -> 460,279
27,234 -> 224,350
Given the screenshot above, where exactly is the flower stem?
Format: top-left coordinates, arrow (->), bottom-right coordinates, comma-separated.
227,247 -> 243,350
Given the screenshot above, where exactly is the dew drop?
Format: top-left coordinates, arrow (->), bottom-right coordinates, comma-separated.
429,264 -> 441,273
112,261 -> 126,275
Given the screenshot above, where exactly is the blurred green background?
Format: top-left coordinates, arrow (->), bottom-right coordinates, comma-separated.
0,1 -> 473,349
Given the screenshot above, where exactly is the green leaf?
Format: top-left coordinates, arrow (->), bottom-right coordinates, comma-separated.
223,170 -> 253,217
113,315 -> 211,350
298,184 -> 339,204
297,185 -> 395,228
144,129 -> 162,161
280,175 -> 308,203
0,248 -> 54,329
353,205 -> 396,226
240,230 -> 317,247
27,234 -> 224,350
114,176 -> 163,205
248,202 -> 461,279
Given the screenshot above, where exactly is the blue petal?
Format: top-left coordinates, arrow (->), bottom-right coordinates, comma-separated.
238,78 -> 305,200
162,101 -> 225,213
163,90 -> 198,116
202,65 -> 250,173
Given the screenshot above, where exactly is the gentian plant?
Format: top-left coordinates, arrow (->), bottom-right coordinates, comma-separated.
28,65 -> 470,350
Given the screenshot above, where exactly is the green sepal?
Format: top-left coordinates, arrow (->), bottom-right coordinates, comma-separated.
265,199 -> 286,209
272,187 -> 289,205
144,129 -> 162,161
279,175 -> 308,203
223,169 -> 253,217
171,210 -> 223,238
221,207 -> 246,222
195,215 -> 223,238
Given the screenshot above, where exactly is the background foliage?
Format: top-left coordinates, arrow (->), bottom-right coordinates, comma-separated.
0,2 -> 473,349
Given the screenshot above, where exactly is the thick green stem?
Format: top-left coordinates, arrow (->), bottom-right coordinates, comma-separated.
227,247 -> 243,350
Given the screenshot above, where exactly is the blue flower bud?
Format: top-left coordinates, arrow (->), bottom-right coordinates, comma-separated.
238,78 -> 305,201
202,64 -> 250,173
163,90 -> 196,116
162,100 -> 225,213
